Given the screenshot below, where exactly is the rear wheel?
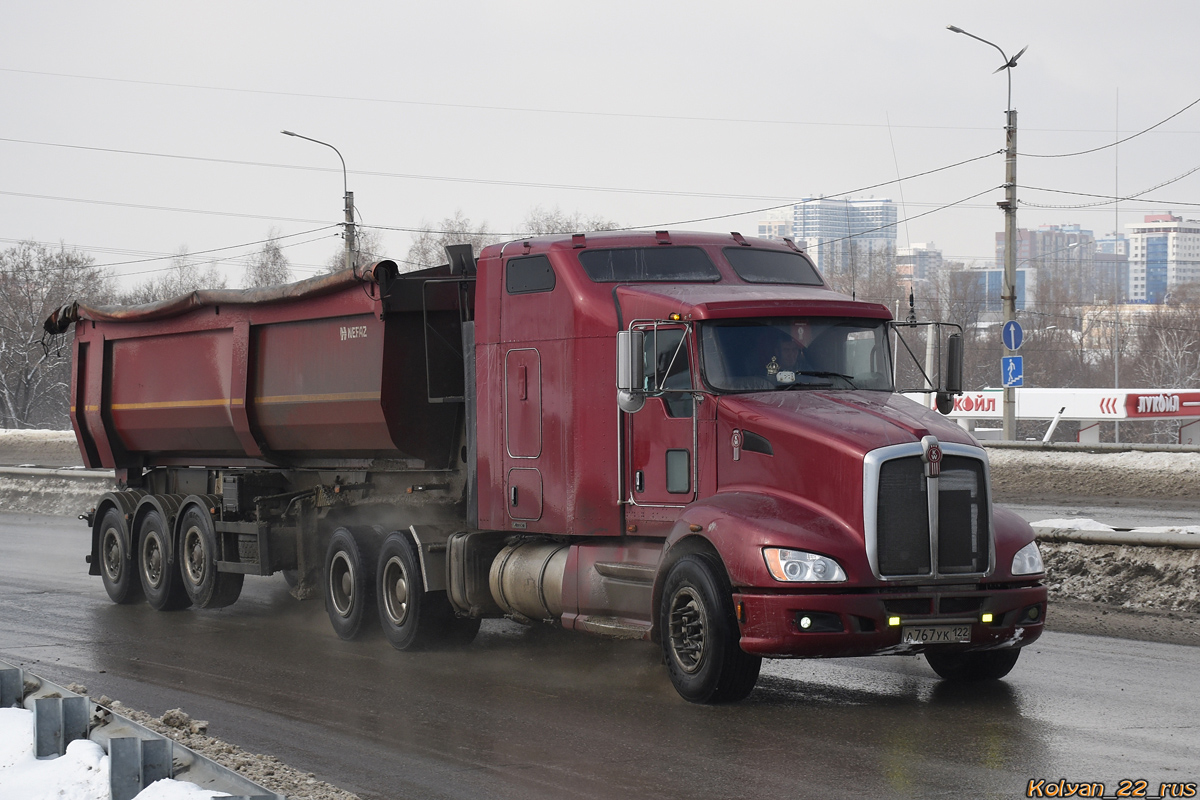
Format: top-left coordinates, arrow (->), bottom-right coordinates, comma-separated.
99,507 -> 142,605
926,648 -> 1021,682
137,509 -> 191,611
324,527 -> 376,640
660,554 -> 761,704
377,532 -> 479,650
180,505 -> 243,609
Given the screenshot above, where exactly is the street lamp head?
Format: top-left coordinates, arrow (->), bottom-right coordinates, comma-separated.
281,130 -> 296,137
947,25 -> 964,33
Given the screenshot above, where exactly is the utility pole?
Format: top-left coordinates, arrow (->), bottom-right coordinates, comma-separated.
1002,107 -> 1018,440
281,130 -> 356,273
947,26 -> 1028,440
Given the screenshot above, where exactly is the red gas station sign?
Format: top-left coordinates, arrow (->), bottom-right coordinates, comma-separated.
1125,391 -> 1200,418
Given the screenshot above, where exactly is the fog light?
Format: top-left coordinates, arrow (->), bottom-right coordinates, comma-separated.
1026,606 -> 1040,621
888,616 -> 901,627
981,613 -> 993,624
799,615 -> 812,629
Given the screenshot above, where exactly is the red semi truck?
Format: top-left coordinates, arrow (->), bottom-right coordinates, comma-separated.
46,231 -> 1046,703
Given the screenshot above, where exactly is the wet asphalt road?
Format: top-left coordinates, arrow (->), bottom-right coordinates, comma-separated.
2,512 -> 1198,800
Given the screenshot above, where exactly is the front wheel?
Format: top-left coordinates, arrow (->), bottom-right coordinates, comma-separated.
660,554 -> 761,703
377,532 -> 479,651
99,507 -> 142,605
925,648 -> 1021,681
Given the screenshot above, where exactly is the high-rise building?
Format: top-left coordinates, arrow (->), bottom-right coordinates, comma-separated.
758,199 -> 897,275
1094,233 -> 1129,305
1126,214 -> 1200,303
791,198 -> 897,273
896,242 -> 943,282
994,224 -> 1096,307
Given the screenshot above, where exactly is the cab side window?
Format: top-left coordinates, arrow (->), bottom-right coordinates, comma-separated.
643,328 -> 693,418
506,255 -> 556,294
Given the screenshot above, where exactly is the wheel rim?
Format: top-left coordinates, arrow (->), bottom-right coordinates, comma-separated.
380,555 -> 410,626
329,550 -> 355,618
668,586 -> 708,674
183,525 -> 206,585
141,531 -> 164,589
102,527 -> 123,582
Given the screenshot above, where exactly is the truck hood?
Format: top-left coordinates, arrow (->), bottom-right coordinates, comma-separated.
721,390 -> 977,458
715,391 -> 980,540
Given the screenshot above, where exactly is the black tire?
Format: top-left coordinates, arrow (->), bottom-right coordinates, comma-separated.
377,532 -> 480,651
137,509 -> 192,611
926,648 -> 1021,682
324,527 -> 377,640
179,505 -> 243,609
281,569 -> 299,589
660,554 -> 762,704
98,507 -> 142,604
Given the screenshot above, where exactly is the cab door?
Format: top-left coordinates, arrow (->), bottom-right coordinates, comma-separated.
626,325 -> 696,512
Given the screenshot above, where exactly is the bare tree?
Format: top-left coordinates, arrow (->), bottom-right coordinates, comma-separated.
243,228 -> 292,288
120,248 -> 228,305
0,242 -> 111,429
521,205 -> 620,235
406,211 -> 502,270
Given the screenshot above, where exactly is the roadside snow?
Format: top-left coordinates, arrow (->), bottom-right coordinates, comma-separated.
0,707 -> 217,799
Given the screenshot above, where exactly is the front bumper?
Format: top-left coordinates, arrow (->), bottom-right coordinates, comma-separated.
734,583 -> 1046,658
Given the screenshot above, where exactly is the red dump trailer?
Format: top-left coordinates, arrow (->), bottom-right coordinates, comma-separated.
47,231 -> 1047,702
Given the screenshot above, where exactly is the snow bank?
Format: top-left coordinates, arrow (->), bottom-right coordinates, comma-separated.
0,707 -> 217,799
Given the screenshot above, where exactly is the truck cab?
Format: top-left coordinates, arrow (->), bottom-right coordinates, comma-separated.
472,231 -> 1045,701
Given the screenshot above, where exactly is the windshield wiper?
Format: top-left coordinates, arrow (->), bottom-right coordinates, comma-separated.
780,371 -> 857,389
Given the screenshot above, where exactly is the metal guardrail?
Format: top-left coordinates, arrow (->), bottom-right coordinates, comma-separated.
1033,526 -> 1200,549
983,440 -> 1200,454
0,659 -> 282,800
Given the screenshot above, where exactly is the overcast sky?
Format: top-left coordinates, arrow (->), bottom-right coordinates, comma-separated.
3,0 -> 1199,287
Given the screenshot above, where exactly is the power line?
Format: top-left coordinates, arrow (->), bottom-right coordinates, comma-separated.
0,66 -> 1135,134
0,135 -> 1003,204
1020,95 -> 1200,159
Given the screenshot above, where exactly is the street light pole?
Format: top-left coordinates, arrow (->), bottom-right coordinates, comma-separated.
281,130 -> 356,274
947,26 -> 1028,440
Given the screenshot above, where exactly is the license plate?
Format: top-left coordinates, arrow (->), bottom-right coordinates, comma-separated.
901,625 -> 971,644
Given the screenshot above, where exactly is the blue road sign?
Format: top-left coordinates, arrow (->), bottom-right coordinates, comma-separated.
1002,356 -> 1024,388
1002,320 -> 1024,351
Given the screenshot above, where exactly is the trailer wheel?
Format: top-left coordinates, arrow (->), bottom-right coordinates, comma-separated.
99,507 -> 142,605
925,648 -> 1021,682
377,532 -> 479,651
137,509 -> 192,611
324,527 -> 376,640
180,505 -> 243,609
660,554 -> 761,704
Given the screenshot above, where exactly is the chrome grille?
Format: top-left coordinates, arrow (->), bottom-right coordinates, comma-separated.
870,446 -> 991,579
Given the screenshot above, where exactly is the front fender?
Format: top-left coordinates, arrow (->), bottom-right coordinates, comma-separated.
993,504 -> 1044,580
661,491 -> 868,592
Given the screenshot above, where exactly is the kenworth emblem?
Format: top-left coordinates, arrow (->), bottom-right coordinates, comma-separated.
921,435 -> 942,478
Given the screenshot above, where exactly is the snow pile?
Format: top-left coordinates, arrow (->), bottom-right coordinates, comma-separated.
0,707 -> 217,799
1040,541 -> 1200,613
94,699 -> 358,800
988,448 -> 1200,499
0,429 -> 85,468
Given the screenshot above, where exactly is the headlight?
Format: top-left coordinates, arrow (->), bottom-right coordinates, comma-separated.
1011,541 -> 1044,575
763,548 -> 847,582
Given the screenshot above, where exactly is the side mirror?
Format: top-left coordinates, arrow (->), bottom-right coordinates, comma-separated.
935,333 -> 963,415
944,333 -> 963,394
616,330 -> 645,413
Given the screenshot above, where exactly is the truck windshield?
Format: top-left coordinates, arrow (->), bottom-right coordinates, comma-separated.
699,317 -> 893,392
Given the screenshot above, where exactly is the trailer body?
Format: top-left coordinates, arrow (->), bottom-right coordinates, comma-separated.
53,231 -> 1046,701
